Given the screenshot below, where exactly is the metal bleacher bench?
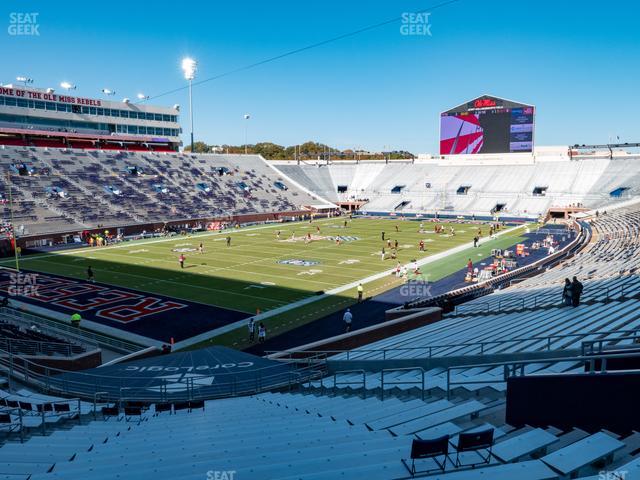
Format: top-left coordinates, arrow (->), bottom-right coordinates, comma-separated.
492,428 -> 559,463
417,460 -> 558,480
541,432 -> 625,477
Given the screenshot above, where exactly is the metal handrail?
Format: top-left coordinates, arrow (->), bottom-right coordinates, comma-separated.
268,327 -> 640,360
381,367 -> 425,401
0,407 -> 25,442
332,369 -> 366,398
0,337 -> 85,357
0,307 -> 139,353
445,351 -> 640,400
582,334 -> 640,356
455,302 -> 490,315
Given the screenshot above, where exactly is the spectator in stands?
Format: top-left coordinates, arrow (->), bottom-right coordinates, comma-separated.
571,276 -> 583,307
248,318 -> 255,342
343,308 -> 353,333
562,278 -> 573,306
70,312 -> 82,327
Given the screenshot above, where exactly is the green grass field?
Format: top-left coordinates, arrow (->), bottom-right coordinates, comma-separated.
2,217 -> 529,348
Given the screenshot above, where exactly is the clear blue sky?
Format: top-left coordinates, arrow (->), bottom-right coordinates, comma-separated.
2,0 -> 638,153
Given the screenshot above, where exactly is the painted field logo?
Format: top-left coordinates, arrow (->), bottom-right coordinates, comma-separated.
172,247 -> 197,253
277,259 -> 320,267
326,236 -> 360,242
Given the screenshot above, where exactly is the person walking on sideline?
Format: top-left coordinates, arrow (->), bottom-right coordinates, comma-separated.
357,283 -> 364,302
87,266 -> 95,283
343,308 -> 353,333
178,254 -> 185,269
258,323 -> 266,343
226,236 -> 231,247
571,276 -> 583,307
562,278 -> 573,306
248,318 -> 255,342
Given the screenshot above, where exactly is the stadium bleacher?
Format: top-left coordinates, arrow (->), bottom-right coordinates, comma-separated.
0,146 -> 332,236
0,383 -> 635,479
0,320 -> 87,357
274,155 -> 640,217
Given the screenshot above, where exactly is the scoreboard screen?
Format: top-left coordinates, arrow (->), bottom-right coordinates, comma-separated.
440,96 -> 534,155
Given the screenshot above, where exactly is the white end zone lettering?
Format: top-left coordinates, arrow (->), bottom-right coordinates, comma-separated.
97,297 -> 188,323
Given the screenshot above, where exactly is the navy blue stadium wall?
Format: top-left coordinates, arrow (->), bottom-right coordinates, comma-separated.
506,370 -> 640,434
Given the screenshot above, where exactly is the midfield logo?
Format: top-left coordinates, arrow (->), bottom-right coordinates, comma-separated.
326,236 -> 360,242
277,259 -> 320,267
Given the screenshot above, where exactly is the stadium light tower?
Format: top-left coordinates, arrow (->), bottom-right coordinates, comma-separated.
60,81 -> 76,91
181,57 -> 197,152
16,76 -> 33,87
244,114 -> 251,154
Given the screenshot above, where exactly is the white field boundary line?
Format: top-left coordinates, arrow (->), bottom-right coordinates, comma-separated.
172,224 -> 526,350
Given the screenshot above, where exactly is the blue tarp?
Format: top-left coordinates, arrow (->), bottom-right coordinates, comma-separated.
51,346 -> 295,401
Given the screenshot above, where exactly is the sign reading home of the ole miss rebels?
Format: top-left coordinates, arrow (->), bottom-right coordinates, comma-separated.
0,86 -> 103,106
0,268 -> 250,343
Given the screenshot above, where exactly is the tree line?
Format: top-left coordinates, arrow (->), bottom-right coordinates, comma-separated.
184,141 -> 415,161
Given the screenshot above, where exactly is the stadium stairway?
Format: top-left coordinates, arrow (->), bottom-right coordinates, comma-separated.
4,390 -> 635,480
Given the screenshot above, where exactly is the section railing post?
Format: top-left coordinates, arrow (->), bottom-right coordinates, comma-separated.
362,370 -> 366,399
446,369 -> 451,401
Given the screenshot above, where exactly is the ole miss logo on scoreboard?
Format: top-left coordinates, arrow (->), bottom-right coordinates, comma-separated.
0,269 -> 186,324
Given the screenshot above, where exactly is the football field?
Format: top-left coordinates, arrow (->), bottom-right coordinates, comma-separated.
2,217 -> 528,347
